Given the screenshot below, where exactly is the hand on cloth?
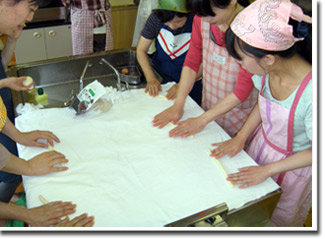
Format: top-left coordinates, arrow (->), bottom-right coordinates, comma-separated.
145,79 -> 161,97
165,84 -> 178,100
210,135 -> 246,159
17,130 -> 60,148
169,116 -> 206,138
55,213 -> 95,227
226,165 -> 270,189
152,105 -> 184,129
27,151 -> 68,176
26,201 -> 76,227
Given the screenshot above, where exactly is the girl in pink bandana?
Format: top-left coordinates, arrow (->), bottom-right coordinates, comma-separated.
211,0 -> 312,227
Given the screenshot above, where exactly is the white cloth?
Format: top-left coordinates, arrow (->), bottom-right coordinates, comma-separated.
16,83 -> 279,227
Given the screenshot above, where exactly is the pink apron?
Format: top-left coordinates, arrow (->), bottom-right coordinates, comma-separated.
201,20 -> 257,137
247,72 -> 312,226
71,0 -> 113,55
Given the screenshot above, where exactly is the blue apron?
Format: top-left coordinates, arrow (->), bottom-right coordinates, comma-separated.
0,51 -> 21,183
152,15 -> 202,105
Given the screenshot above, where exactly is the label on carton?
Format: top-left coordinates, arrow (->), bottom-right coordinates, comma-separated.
76,80 -> 107,113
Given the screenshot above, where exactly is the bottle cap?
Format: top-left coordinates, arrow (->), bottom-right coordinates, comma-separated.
37,88 -> 44,95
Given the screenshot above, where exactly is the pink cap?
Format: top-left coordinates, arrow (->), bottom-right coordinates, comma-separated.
230,0 -> 312,51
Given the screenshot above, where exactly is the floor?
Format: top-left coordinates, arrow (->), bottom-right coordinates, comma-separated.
304,208 -> 312,227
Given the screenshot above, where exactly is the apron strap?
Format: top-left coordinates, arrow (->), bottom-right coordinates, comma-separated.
287,71 -> 312,152
278,71 -> 312,185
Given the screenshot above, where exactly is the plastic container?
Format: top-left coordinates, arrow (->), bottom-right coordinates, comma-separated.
24,87 -> 37,105
35,88 -> 48,105
117,66 -> 142,85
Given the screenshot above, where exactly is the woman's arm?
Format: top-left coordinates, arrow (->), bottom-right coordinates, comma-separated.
0,201 -> 76,226
227,147 -> 312,188
2,151 -> 68,176
169,93 -> 242,137
1,120 -> 60,148
152,66 -> 198,128
136,36 -> 161,96
210,104 -> 261,158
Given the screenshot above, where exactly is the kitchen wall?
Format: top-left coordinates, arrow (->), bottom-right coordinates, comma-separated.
110,0 -> 135,7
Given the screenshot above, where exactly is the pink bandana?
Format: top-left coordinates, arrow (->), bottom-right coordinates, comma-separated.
230,0 -> 312,51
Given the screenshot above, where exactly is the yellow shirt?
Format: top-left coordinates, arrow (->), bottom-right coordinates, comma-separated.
0,96 -> 7,131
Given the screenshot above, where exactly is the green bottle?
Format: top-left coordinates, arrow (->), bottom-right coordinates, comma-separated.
35,88 -> 48,105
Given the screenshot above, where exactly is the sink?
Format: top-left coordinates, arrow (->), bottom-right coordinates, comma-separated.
8,49 -> 162,109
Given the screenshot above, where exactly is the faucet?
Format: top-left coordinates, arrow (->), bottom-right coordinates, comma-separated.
80,60 -> 91,92
100,58 -> 128,91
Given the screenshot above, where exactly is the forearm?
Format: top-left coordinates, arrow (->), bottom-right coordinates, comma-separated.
236,104 -> 261,141
0,202 -> 29,222
1,153 -> 32,176
173,66 -> 198,109
136,49 -> 157,82
1,120 -> 22,143
0,78 -> 9,89
199,93 -> 242,125
266,147 -> 312,177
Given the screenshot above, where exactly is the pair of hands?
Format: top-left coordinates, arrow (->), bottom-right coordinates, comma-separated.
19,133 -> 94,226
152,105 -> 269,188
152,103 -> 205,138
145,80 -> 178,100
26,201 -> 94,227
19,130 -> 69,176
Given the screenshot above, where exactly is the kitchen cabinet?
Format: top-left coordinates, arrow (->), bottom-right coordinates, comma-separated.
111,5 -> 138,50
15,24 -> 72,64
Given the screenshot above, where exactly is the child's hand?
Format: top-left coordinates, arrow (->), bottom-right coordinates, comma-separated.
166,84 -> 178,100
169,116 -> 205,138
145,79 -> 161,97
153,105 -> 184,129
210,136 -> 246,159
226,165 -> 271,188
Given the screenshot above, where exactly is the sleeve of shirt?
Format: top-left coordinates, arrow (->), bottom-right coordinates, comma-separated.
141,13 -> 163,40
251,74 -> 263,91
0,144 -> 10,170
233,68 -> 254,102
183,15 -> 203,73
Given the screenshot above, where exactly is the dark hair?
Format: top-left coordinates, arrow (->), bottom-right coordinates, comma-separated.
225,19 -> 312,64
188,0 -> 250,17
153,9 -> 190,23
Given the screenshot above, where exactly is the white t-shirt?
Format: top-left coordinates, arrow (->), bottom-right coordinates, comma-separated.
252,74 -> 312,152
